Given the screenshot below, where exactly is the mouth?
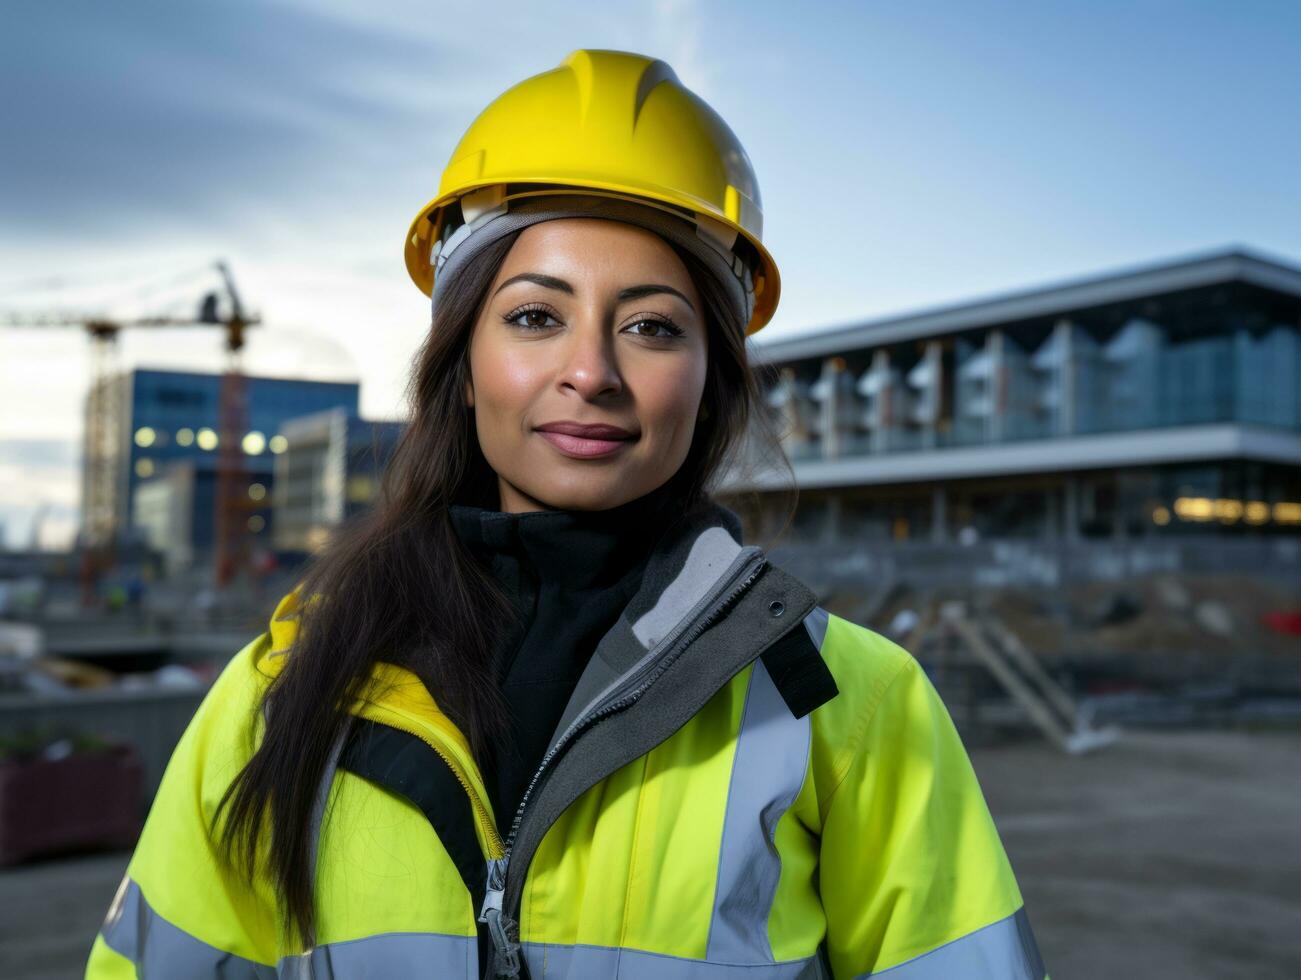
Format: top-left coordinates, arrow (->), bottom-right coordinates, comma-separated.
534,422 -> 638,459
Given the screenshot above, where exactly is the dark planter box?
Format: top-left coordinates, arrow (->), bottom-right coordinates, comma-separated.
0,743 -> 143,865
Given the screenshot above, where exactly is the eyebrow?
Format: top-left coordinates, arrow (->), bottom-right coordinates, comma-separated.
493,272 -> 696,314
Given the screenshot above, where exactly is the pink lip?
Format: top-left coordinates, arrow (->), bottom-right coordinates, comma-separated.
536,421 -> 635,439
536,429 -> 633,458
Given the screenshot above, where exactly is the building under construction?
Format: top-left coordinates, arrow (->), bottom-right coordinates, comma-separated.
727,247 -> 1301,547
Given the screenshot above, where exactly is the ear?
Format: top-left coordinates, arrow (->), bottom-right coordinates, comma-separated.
464,378 -> 475,408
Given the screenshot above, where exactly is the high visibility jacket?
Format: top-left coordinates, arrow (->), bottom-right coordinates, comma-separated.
86,503 -> 1049,979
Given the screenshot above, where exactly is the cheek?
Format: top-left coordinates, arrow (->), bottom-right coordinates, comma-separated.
637,357 -> 708,433
473,346 -> 547,426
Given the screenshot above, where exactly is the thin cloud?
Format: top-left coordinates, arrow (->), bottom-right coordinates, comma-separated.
1,0 -> 456,241
0,439 -> 81,550
650,0 -> 719,98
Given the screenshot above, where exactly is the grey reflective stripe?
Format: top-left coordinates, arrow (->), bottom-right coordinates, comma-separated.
101,873 -> 480,978
308,718 -> 351,888
550,530 -> 757,746
706,657 -> 813,963
278,931 -> 476,978
632,526 -> 744,648
803,605 -> 830,652
854,906 -> 1047,979
522,941 -> 820,979
100,875 -> 277,978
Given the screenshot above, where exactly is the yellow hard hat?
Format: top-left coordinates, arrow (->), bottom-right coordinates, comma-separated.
404,49 -> 780,336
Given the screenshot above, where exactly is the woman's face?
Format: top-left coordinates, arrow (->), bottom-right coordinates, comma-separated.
464,217 -> 708,513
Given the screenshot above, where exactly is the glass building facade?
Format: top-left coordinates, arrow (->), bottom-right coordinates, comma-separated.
728,249 -> 1301,543
84,368 -> 360,560
272,408 -> 405,554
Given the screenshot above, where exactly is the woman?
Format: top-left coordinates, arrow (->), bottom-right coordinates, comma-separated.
87,50 -> 1049,979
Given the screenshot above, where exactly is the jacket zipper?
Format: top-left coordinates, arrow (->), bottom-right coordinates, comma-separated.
476,550 -> 771,978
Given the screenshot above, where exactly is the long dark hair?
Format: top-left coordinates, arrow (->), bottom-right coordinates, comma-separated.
215,223 -> 796,946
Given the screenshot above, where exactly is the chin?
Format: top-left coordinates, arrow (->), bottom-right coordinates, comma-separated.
518,477 -> 645,512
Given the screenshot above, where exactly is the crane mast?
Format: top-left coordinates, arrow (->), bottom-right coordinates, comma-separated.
2,261 -> 261,600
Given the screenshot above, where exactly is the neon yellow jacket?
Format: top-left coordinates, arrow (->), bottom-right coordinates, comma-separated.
86,504 -> 1049,979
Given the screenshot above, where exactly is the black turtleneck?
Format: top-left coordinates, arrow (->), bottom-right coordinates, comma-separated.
448,481 -> 677,831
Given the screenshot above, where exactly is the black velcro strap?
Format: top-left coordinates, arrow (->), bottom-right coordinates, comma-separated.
338,719 -> 488,914
760,620 -> 840,719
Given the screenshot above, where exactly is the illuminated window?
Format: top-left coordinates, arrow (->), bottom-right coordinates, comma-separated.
1275,502 -> 1301,524
1173,497 -> 1213,521
347,475 -> 374,503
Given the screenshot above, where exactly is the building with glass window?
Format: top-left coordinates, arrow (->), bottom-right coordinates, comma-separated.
272,408 -> 405,555
724,248 -> 1301,546
84,369 -> 360,565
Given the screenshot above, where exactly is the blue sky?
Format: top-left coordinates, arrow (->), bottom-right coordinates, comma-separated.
2,0 -> 1299,547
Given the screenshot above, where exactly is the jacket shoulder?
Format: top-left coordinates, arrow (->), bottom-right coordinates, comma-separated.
181,630 -> 277,800
804,606 -> 917,715
167,588 -> 300,800
800,606 -> 927,809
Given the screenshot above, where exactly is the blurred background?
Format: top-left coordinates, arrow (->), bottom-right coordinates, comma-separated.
2,2 -> 1299,977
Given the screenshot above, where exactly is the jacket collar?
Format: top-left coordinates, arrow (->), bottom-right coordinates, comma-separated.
446,479 -> 676,592
543,496 -> 751,743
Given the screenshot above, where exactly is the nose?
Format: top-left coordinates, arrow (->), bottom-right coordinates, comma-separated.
557,317 -> 623,400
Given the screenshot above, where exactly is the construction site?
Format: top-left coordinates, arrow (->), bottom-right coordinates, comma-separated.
4,5 -> 1301,975
0,247 -> 1298,978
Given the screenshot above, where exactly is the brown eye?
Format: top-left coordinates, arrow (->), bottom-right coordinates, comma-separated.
625,317 -> 685,339
502,305 -> 560,330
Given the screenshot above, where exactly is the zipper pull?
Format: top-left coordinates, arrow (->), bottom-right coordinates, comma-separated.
478,857 -> 521,978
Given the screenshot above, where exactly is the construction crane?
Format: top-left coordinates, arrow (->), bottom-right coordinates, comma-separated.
2,261 -> 261,601
207,262 -> 259,589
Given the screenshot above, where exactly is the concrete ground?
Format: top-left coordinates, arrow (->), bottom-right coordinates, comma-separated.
2,729 -> 1298,979
971,728 -> 1301,980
